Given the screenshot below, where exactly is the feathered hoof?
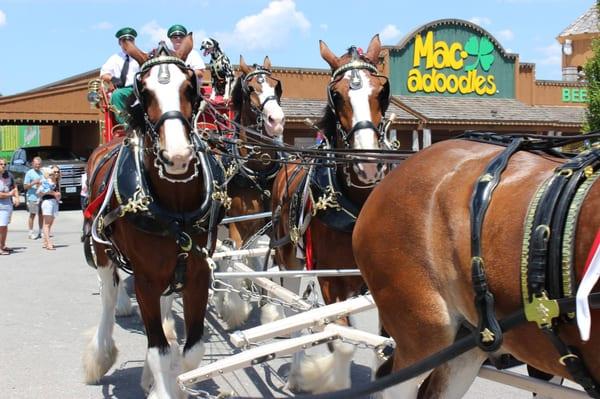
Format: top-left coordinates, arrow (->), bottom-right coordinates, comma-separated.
287,341 -> 355,394
260,303 -> 285,325
218,291 -> 252,330
82,336 -> 118,384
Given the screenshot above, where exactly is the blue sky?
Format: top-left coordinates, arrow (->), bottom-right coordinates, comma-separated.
0,0 -> 593,96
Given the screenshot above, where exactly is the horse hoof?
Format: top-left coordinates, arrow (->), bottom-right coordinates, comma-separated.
82,336 -> 118,384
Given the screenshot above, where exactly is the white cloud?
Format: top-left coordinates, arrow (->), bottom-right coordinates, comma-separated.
141,20 -> 168,44
320,23 -> 328,31
535,42 -> 561,66
92,21 -> 113,30
469,16 -> 492,26
216,0 -> 310,51
496,29 -> 514,41
0,10 -> 6,27
380,24 -> 401,44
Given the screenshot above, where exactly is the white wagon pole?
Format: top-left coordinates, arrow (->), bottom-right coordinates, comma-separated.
213,268 -> 363,279
178,323 -> 390,387
211,246 -> 271,260
229,294 -> 377,347
478,366 -> 587,398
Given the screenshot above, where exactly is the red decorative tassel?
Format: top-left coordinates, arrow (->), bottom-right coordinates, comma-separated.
83,189 -> 108,220
305,201 -> 314,270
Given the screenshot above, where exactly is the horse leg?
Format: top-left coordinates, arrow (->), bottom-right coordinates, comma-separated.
416,349 -> 487,399
83,262 -> 119,383
181,267 -> 210,372
160,293 -> 176,323
140,293 -> 178,395
115,271 -> 133,317
137,279 -> 184,399
213,239 -> 253,330
379,293 -> 462,399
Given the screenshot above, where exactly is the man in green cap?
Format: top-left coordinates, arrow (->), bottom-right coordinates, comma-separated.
167,24 -> 205,80
100,27 -> 140,125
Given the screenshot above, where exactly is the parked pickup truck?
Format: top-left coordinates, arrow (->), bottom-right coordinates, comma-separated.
8,146 -> 87,204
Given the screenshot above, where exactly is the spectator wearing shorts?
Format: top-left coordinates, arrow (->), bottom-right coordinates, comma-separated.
23,156 -> 44,239
0,159 -> 19,255
37,166 -> 61,250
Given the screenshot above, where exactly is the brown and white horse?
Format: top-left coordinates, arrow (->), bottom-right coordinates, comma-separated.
83,36 -> 224,398
354,138 -> 600,398
271,34 -> 390,393
226,55 -> 285,249
211,56 -> 286,330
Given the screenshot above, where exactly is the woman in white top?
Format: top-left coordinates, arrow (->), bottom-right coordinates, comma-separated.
37,166 -> 61,250
0,159 -> 20,255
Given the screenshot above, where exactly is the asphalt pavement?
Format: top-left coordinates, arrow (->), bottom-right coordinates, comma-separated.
0,208 -> 574,398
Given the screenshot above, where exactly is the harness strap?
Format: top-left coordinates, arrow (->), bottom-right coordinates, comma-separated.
470,137 -> 524,351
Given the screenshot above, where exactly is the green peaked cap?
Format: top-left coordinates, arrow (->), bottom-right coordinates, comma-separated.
115,27 -> 137,40
167,24 -> 188,38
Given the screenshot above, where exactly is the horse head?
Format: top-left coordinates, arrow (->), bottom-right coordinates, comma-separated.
232,55 -> 285,140
319,34 -> 390,186
126,35 -> 199,179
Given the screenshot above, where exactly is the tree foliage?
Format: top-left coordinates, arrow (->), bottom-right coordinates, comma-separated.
583,1 -> 600,133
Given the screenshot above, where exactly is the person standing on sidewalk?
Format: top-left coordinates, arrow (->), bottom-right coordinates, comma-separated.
23,156 -> 43,239
0,159 -> 19,255
37,166 -> 61,250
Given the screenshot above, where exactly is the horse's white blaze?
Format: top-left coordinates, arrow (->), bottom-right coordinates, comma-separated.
346,70 -> 375,150
346,70 -> 381,183
259,80 -> 285,137
146,64 -> 193,174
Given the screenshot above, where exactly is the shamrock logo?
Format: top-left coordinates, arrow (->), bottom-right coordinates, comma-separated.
463,36 -> 495,72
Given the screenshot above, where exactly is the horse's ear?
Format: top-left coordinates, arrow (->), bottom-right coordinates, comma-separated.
263,56 -> 272,70
175,33 -> 193,61
123,40 -> 149,66
364,34 -> 382,65
319,40 -> 339,70
239,55 -> 251,75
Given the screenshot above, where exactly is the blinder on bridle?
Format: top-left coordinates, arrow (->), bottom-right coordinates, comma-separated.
242,65 -> 282,112
327,46 -> 390,148
133,42 -> 200,141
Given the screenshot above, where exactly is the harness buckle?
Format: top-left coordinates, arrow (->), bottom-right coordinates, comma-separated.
524,291 -> 560,329
559,353 -> 580,366
177,232 -> 193,252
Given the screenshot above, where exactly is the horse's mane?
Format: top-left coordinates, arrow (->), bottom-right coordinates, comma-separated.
230,76 -> 244,123
317,105 -> 337,144
124,93 -> 146,131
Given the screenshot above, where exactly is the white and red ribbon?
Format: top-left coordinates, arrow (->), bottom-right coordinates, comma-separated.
576,227 -> 600,341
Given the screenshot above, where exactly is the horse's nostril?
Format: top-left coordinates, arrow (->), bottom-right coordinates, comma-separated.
268,115 -> 275,124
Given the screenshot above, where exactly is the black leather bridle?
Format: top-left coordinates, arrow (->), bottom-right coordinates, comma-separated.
240,66 -> 282,132
132,43 -> 202,175
327,47 -> 390,149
